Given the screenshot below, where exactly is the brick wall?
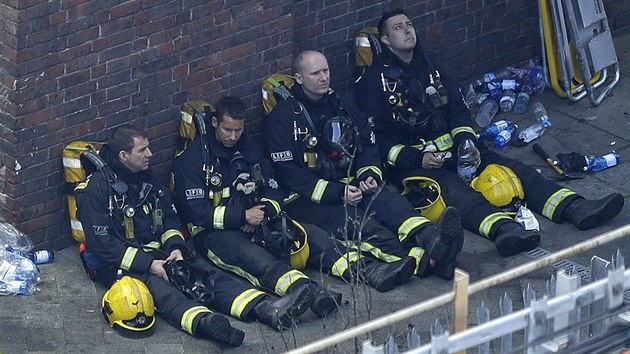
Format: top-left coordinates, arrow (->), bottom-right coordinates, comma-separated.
0,0 -> 628,249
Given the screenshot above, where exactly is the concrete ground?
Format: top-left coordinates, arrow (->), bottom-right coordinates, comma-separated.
1,32 -> 630,354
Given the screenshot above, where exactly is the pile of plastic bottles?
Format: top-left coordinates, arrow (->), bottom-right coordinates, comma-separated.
465,58 -> 546,127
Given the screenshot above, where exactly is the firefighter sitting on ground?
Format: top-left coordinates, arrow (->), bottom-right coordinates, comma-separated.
75,125 -> 319,346
354,9 -> 624,257
263,50 -> 465,280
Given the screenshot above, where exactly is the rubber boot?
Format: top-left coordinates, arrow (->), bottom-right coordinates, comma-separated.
252,283 -> 315,331
196,313 -> 244,347
310,286 -> 343,318
561,194 -> 624,230
414,206 -> 464,277
359,256 -> 416,292
492,221 -> 540,257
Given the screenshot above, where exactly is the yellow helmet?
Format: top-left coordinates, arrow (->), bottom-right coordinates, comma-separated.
471,164 -> 525,212
289,220 -> 310,270
102,276 -> 156,337
401,176 -> 447,223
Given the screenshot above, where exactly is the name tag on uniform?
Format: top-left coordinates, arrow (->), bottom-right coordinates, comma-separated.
270,150 -> 293,162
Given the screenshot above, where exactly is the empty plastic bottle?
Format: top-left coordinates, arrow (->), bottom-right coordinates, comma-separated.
500,79 -> 520,91
3,244 -> 54,265
532,102 -> 549,123
464,83 -> 477,107
527,68 -> 546,93
116,269 -> 123,281
513,84 -> 533,114
479,119 -> 513,140
0,248 -> 40,295
475,97 -> 499,127
457,139 -> 479,184
494,125 -> 516,148
518,120 -> 552,144
584,152 -> 620,172
486,81 -> 503,100
482,68 -> 513,82
499,89 -> 516,112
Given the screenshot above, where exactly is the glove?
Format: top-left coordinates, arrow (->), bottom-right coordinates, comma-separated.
556,152 -> 588,172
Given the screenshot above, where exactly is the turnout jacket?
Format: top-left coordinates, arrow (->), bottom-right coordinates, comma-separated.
355,44 -> 477,171
264,85 -> 383,205
172,124 -> 282,233
75,145 -> 186,274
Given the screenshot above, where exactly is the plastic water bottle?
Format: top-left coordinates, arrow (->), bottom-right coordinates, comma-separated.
585,152 -> 621,172
518,120 -> 552,144
457,139 -> 479,184
513,84 -> 533,114
499,89 -> 516,112
486,81 -> 502,100
464,83 -> 477,108
0,248 -> 40,295
494,125 -> 516,148
475,97 -> 499,127
532,102 -> 549,123
482,68 -> 512,82
527,68 -> 546,93
3,244 -> 54,265
116,269 -> 123,281
479,119 -> 513,140
500,79 -> 520,91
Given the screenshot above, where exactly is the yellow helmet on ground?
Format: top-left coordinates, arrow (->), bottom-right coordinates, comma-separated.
401,176 -> 447,223
289,220 -> 310,270
102,276 -> 156,337
258,212 -> 310,270
471,164 -> 525,213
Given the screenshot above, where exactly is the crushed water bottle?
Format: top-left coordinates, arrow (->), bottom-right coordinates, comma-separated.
0,247 -> 40,295
479,119 -> 513,140
499,89 -> 516,112
494,125 -> 516,148
513,84 -> 533,114
457,139 -> 479,184
584,152 -> 620,172
3,244 -> 54,265
475,97 -> 499,127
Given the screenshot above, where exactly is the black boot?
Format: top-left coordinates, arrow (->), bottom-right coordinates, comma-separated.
252,283 -> 315,331
310,286 -> 343,318
359,256 -> 415,292
196,313 -> 244,347
414,206 -> 464,274
492,222 -> 540,257
561,194 -> 624,230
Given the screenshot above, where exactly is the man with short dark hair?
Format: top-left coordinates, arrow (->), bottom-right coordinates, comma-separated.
355,9 -> 624,257
264,51 -> 465,281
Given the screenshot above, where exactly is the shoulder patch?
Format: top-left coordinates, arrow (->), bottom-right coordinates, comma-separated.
270,150 -> 293,162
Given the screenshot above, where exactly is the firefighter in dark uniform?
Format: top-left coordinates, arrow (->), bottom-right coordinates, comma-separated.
75,125 -> 315,344
263,50 -> 465,280
354,9 -> 624,257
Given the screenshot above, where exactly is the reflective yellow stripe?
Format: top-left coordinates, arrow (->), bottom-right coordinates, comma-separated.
398,216 -> 430,242
479,212 -> 513,238
70,219 -> 84,233
356,166 -> 382,180
205,248 -> 261,288
331,251 -> 360,277
275,270 -> 309,296
410,143 -> 426,151
230,289 -> 265,319
161,229 -> 184,244
213,206 -> 226,229
311,179 -> 329,203
189,224 -> 205,237
143,241 -> 162,251
222,187 -> 230,198
62,156 -> 82,169
434,134 -> 453,151
260,198 -> 282,215
451,126 -> 476,137
354,241 -> 401,262
120,247 -> 138,270
356,35 -> 370,47
424,142 -> 437,152
543,188 -> 577,219
387,145 -> 404,166
181,306 -> 211,335
408,247 -> 426,275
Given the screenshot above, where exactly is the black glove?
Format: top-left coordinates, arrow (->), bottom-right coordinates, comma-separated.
556,152 -> 588,172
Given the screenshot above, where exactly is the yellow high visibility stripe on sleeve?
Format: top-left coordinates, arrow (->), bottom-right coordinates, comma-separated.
479,212 -> 514,238
142,241 -> 162,251
231,289 -> 265,319
260,198 -> 282,215
356,166 -> 383,180
408,247 -> 426,275
451,126 -> 476,137
387,145 -> 404,166
213,206 -> 227,229
161,229 -> 184,244
542,188 -> 577,219
119,247 -> 138,271
398,216 -> 431,242
222,187 -> 231,198
181,306 -> 212,335
275,270 -> 309,296
311,179 -> 329,203
434,134 -> 454,151
331,251 -> 360,277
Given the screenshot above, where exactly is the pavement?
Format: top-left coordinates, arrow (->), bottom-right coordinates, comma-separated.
1,32 -> 630,354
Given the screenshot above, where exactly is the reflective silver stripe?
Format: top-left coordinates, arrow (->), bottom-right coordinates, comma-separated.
356,166 -> 382,180
230,288 -> 265,319
355,241 -> 401,262
143,241 -> 162,250
70,219 -> 84,232
397,216 -> 430,242
181,306 -> 211,335
331,251 -> 360,277
62,156 -> 82,169
543,188 -> 577,219
356,36 -> 370,47
479,212 -> 513,238
181,110 -> 193,124
434,134 -> 453,151
120,247 -> 138,271
213,206 -> 226,229
260,198 -> 281,215
161,229 -> 184,244
311,179 -> 329,203
222,187 -> 230,198
451,126 -> 476,137
408,247 -> 426,274
387,145 -> 404,166
275,270 -> 309,296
